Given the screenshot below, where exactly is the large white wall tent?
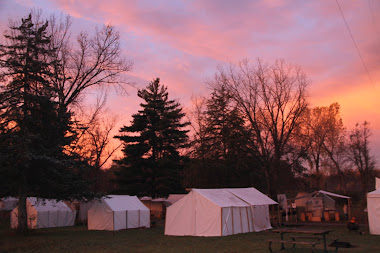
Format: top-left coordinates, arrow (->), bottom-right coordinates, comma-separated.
10,197 -> 76,229
367,188 -> 380,234
87,195 -> 150,231
165,188 -> 277,237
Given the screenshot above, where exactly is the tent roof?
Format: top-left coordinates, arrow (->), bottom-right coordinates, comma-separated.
368,189 -> 380,197
151,198 -> 167,202
318,190 -> 351,199
193,189 -> 249,207
192,187 -> 277,208
28,197 -> 71,212
1,196 -> 18,201
291,190 -> 350,201
104,195 -> 149,211
227,188 -> 277,205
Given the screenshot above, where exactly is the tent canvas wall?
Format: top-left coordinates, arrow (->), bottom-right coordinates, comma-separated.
11,197 -> 76,229
367,189 -> 380,235
87,195 -> 150,231
165,188 -> 277,237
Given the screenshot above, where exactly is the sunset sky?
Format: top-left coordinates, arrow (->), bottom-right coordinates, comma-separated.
1,0 -> 380,163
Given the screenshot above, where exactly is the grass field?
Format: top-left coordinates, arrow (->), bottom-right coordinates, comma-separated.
1,218 -> 380,253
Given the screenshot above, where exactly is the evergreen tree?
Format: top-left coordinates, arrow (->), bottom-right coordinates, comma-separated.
0,13 -> 92,232
115,78 -> 189,198
186,85 -> 264,188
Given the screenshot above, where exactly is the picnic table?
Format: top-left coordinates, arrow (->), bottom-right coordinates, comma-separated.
270,227 -> 333,253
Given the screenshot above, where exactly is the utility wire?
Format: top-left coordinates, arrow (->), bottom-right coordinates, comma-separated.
336,0 -> 375,86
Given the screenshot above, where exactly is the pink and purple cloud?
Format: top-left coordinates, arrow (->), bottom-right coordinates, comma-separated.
1,0 -> 380,162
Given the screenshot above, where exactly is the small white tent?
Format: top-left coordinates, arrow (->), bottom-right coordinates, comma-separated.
367,189 -> 380,234
0,197 -> 18,211
11,197 -> 76,229
165,188 -> 277,237
87,195 -> 150,231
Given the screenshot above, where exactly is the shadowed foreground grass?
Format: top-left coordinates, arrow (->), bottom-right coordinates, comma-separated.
1,219 -> 380,253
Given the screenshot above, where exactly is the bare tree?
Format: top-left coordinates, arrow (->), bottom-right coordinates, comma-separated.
210,59 -> 309,196
347,121 -> 376,195
21,10 -> 132,190
46,13 -> 133,108
320,103 -> 348,193
301,103 -> 343,189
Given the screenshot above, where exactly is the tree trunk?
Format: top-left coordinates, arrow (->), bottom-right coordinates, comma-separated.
265,166 -> 271,196
338,170 -> 347,194
17,194 -> 28,233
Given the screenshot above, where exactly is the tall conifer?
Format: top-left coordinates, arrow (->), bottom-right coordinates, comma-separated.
0,13 -> 91,232
115,78 -> 189,197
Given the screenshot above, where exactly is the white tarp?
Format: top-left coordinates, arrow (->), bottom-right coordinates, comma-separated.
10,197 -> 76,229
87,195 -> 150,231
367,189 -> 380,235
165,187 -> 277,237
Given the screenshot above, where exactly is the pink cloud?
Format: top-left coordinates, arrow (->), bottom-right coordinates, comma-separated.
2,0 -> 380,164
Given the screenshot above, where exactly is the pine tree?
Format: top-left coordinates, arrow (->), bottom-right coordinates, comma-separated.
115,78 -> 189,198
0,13 -> 92,232
189,85 -> 263,188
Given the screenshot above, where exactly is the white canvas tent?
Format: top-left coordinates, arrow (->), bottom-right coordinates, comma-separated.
10,197 -> 76,229
0,197 -> 18,211
367,189 -> 380,234
165,187 -> 277,237
87,195 -> 150,231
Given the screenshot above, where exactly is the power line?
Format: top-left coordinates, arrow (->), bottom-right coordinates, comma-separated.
336,0 -> 375,86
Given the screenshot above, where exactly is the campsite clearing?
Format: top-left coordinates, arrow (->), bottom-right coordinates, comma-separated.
1,219 -> 380,253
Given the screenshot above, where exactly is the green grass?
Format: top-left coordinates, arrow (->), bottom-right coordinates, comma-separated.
1,219 -> 380,253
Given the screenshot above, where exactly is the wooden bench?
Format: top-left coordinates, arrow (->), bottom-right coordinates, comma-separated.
290,236 -> 323,241
290,236 -> 323,248
267,239 -> 320,252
